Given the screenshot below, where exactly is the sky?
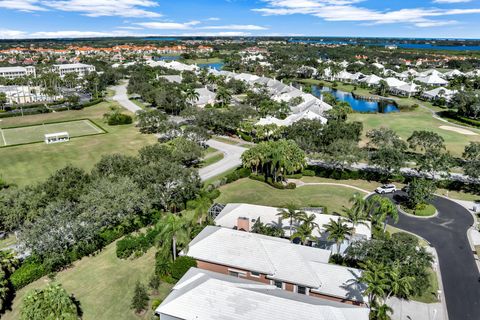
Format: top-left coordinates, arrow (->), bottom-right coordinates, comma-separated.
1,0 -> 480,39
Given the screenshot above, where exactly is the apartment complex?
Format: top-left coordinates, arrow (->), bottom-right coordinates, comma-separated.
51,63 -> 95,77
0,66 -> 36,79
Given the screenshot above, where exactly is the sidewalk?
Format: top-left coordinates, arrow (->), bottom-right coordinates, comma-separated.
388,246 -> 448,320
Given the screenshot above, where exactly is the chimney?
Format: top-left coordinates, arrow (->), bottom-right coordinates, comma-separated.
237,217 -> 250,232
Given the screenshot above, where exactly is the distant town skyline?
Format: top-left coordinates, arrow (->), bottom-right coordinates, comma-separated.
1,0 -> 480,39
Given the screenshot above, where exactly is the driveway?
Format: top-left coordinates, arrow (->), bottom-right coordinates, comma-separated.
383,192 -> 480,320
110,82 -> 142,113
199,139 -> 246,181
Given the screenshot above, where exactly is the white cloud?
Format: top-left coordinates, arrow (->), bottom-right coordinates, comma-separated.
253,0 -> 480,27
0,29 -> 28,39
41,0 -> 161,17
0,0 -> 45,11
136,20 -> 200,29
200,24 -> 268,30
206,17 -> 220,21
116,26 -> 144,30
180,31 -> 252,37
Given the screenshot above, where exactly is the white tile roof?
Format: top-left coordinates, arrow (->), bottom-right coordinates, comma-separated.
156,268 -> 370,320
184,225 -> 366,301
215,203 -> 371,240
414,73 -> 449,86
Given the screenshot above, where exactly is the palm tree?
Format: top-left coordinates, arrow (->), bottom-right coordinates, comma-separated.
216,86 -> 232,107
368,195 -> 399,232
277,204 -> 305,240
344,195 -> 370,234
323,218 -> 353,255
370,303 -> 394,320
184,87 -> 199,106
385,263 -> 414,300
157,213 -> 192,261
291,223 -> 314,245
299,213 -> 320,231
358,260 -> 389,307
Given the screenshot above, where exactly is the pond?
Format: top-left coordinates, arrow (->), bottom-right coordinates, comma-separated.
198,62 -> 224,70
311,86 -> 399,113
154,56 -> 181,61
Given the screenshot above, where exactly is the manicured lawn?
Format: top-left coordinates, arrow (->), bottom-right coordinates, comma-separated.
185,57 -> 223,64
216,178 -> 361,214
199,151 -> 224,168
0,102 -> 156,186
3,242 -> 173,320
349,107 -> 480,157
402,204 -> 437,217
299,176 -> 399,192
1,119 -> 103,146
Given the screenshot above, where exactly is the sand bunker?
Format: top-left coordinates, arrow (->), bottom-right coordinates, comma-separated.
439,125 -> 478,136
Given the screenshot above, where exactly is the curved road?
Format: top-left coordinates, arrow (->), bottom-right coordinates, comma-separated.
384,192 -> 479,320
109,84 -> 247,182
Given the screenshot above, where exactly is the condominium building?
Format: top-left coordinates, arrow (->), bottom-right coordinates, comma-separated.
51,63 -> 95,77
0,66 -> 36,79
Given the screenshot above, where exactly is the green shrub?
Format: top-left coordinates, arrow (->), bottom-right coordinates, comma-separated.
106,113 -> 133,126
151,299 -> 162,310
302,169 -> 315,176
238,131 -> 253,142
285,182 -> 297,189
10,260 -> 46,290
225,167 -> 251,183
169,256 -> 197,280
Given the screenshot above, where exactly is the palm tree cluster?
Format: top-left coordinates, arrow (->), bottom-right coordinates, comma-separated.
242,139 -> 306,182
360,260 -> 414,320
276,205 -> 320,245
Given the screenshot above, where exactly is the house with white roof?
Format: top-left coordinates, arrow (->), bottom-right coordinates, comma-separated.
443,69 -> 464,79
359,74 -> 383,86
156,268 -> 369,320
384,77 -> 407,88
390,82 -> 419,97
182,226 -> 367,305
194,87 -> 216,107
421,87 -> 457,101
335,70 -> 354,82
256,109 -> 328,127
414,73 -> 449,86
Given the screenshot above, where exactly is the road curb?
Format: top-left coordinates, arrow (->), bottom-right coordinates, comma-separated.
397,204 -> 439,219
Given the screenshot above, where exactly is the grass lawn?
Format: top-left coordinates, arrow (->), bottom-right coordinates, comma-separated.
0,102 -> 156,186
199,151 -> 224,168
185,57 -> 223,64
349,107 -> 480,157
0,234 -> 17,250
1,119 -> 103,146
3,241 -> 173,320
401,204 -> 437,217
216,178 -> 361,214
299,176 -> 400,192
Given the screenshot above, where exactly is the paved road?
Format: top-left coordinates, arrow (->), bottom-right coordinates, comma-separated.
384,192 -> 480,320
199,139 -> 246,181
110,82 -> 142,113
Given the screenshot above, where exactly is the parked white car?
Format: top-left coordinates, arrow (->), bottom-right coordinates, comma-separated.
375,184 -> 397,194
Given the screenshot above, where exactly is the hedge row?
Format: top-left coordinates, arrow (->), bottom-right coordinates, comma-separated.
438,110 -> 480,128
116,227 -> 159,259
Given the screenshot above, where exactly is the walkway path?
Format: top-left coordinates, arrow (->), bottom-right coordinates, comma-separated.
382,192 -> 480,320
290,180 -> 370,194
109,81 -> 142,113
199,139 -> 246,182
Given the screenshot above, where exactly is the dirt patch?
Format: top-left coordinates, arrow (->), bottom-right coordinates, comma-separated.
439,125 -> 478,136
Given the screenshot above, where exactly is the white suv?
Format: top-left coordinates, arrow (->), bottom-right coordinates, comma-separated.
375,184 -> 397,194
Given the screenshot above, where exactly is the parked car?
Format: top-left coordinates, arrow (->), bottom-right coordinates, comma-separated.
375,184 -> 397,194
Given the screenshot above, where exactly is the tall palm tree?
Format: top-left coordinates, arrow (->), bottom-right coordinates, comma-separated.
300,213 -> 320,231
277,204 -> 305,239
215,86 -> 232,107
385,263 -> 414,300
343,206 -> 369,235
157,213 -> 192,261
358,260 -> 389,307
370,303 -> 393,320
368,195 -> 399,232
183,87 -> 199,106
323,218 -> 353,255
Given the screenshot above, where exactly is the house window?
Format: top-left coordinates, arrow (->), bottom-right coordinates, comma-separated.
250,271 -> 261,278
297,286 -> 306,295
273,280 -> 283,289
228,269 -> 246,278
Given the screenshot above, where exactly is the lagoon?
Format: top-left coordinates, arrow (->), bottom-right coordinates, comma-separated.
311,86 -> 399,113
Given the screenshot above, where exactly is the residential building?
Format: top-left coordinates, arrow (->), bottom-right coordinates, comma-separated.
0,66 -> 36,79
182,226 -> 367,305
52,63 -> 95,77
156,268 -> 369,320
